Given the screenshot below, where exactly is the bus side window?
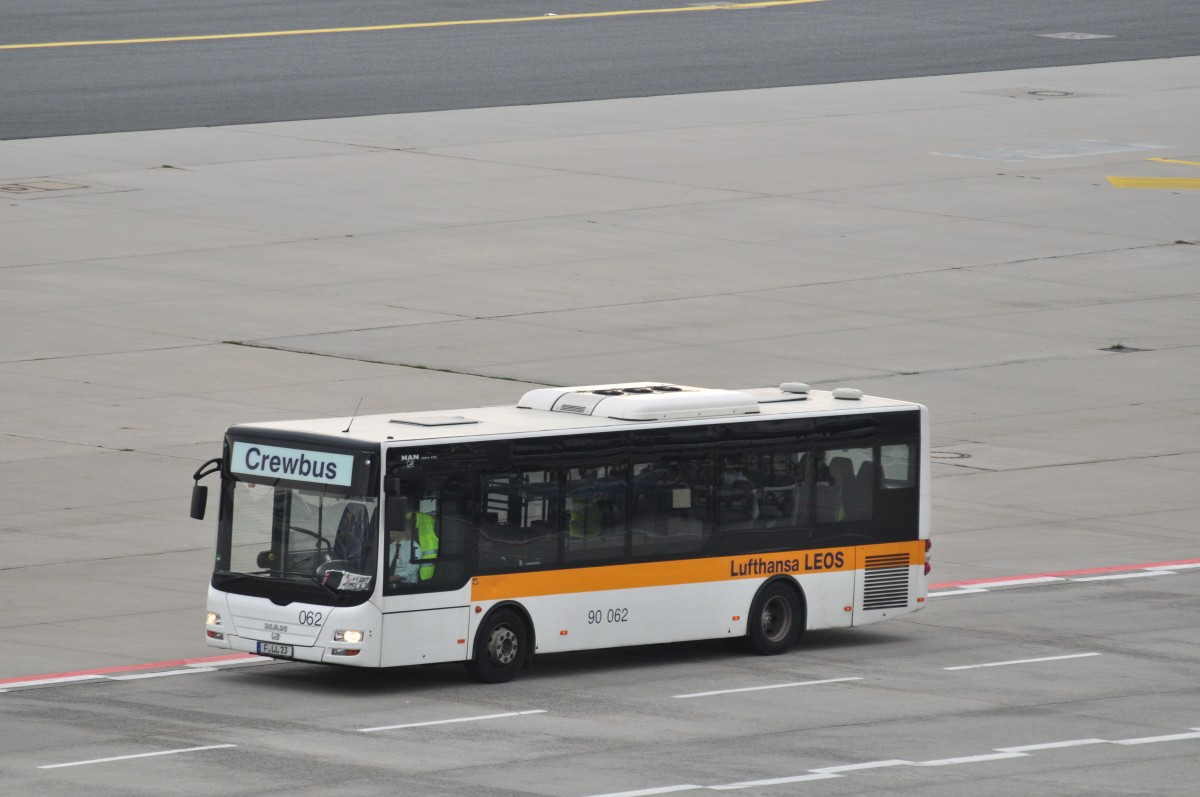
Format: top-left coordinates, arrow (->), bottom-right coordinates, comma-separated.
814,447 -> 874,526
479,470 -> 560,570
564,464 -> 627,563
630,456 -> 710,556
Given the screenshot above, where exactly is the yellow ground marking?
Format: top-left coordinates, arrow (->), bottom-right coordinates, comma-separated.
1146,157 -> 1200,167
1108,156 -> 1200,190
1107,177 -> 1200,190
0,0 -> 826,51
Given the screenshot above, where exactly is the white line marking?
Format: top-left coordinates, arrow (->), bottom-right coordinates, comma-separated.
810,759 -> 914,773
709,772 -> 841,789
594,725 -> 1200,795
583,787 -> 702,797
185,656 -> 269,668
1071,571 -> 1170,582
38,744 -> 236,769
996,739 -> 1107,752
944,652 -> 1101,671
916,751 -> 1029,767
110,668 -> 217,680
968,577 -> 1067,589
673,677 -> 860,699
928,588 -> 989,597
1114,731 -> 1200,745
0,675 -> 106,690
1146,563 -> 1200,571
359,709 -> 546,732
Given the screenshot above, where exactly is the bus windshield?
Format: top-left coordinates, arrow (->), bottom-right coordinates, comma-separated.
219,480 -> 379,594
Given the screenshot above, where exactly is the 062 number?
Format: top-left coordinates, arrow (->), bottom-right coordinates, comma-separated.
587,608 -> 628,624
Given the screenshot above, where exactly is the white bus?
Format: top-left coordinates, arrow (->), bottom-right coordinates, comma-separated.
190,381 -> 930,682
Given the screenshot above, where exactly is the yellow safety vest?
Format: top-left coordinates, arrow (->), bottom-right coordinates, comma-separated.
409,511 -> 438,580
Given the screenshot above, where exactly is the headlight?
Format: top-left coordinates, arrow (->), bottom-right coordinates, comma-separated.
206,612 -> 221,626
334,629 -> 364,644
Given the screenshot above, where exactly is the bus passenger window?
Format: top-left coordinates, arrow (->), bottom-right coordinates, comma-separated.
564,465 -> 627,563
815,447 -> 874,524
881,444 -> 916,488
479,470 -> 561,571
630,456 -> 711,556
716,455 -> 759,531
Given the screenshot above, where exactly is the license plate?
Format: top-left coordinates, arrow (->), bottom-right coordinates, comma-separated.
258,642 -> 293,657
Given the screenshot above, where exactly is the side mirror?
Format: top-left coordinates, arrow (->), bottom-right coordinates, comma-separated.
190,484 -> 208,520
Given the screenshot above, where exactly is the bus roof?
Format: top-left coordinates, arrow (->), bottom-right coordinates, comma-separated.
229,382 -> 922,446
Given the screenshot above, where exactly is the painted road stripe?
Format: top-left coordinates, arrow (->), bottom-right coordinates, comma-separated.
944,652 -> 1100,671
584,787 -> 702,797
960,576 -> 1065,588
589,725 -> 1200,794
1114,731 -> 1200,745
0,1 -> 825,50
109,667 -> 217,680
916,751 -> 1029,767
673,676 -> 861,699
1146,157 -> 1200,166
0,674 -> 105,691
710,773 -> 840,789
360,709 -> 546,732
930,556 -> 1200,589
928,587 -> 989,597
38,744 -> 236,769
810,759 -> 913,773
1071,571 -> 1171,582
1107,177 -> 1200,190
997,739 -> 1107,753
5,557 -> 1197,691
0,654 -> 260,689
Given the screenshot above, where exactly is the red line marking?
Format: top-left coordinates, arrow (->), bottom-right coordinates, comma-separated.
929,557 -> 1200,590
4,557 -> 1199,686
0,653 -> 256,686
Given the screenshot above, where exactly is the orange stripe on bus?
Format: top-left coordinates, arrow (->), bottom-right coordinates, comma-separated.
470,541 -> 920,602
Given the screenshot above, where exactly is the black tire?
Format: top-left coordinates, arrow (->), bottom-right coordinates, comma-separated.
746,582 -> 803,655
466,609 -> 528,684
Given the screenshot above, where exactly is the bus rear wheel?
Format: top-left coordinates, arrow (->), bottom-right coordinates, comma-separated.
467,609 -> 528,683
746,582 -> 802,655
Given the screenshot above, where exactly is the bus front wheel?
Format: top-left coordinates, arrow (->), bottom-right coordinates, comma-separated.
467,609 -> 528,683
746,582 -> 803,655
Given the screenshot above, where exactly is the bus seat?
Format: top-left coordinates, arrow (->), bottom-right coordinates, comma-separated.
332,502 -> 371,570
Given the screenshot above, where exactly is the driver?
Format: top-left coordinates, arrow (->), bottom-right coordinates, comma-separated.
389,509 -> 437,583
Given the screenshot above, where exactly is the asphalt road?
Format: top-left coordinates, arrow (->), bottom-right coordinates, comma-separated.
2,1 -> 1199,795
6,569 -> 1199,796
3,0 -> 1200,139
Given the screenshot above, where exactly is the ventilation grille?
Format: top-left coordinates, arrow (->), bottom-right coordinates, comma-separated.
558,404 -> 588,414
862,553 -> 911,610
